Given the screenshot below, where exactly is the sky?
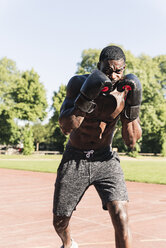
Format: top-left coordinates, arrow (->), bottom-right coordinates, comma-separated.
0,0 -> 166,118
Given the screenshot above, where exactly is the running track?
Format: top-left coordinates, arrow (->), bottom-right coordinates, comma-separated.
0,168 -> 166,248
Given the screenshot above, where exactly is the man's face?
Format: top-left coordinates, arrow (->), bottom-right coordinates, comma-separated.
98,59 -> 126,84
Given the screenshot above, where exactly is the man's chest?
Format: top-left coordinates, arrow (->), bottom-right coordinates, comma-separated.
88,89 -> 126,122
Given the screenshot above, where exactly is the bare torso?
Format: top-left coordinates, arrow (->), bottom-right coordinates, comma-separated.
59,69 -> 142,150
67,76 -> 127,149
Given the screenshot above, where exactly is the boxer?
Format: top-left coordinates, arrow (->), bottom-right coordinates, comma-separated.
53,45 -> 142,248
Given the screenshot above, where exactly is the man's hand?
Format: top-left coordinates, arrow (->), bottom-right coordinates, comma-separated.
117,74 -> 142,121
75,70 -> 112,113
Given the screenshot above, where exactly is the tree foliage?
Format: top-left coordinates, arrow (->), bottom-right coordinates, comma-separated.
124,51 -> 166,153
49,85 -> 67,152
76,49 -> 100,74
0,57 -> 48,146
0,109 -> 20,145
32,122 -> 47,151
11,69 -> 48,121
0,58 -> 19,114
22,125 -> 34,155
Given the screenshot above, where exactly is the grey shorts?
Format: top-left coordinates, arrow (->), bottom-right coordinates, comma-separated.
53,145 -> 128,217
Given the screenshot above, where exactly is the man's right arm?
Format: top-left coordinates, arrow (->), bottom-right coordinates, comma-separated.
59,70 -> 112,135
59,76 -> 86,135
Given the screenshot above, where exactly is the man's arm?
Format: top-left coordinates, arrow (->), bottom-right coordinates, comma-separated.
120,117 -> 142,149
119,74 -> 142,149
59,76 -> 86,135
59,70 -> 113,135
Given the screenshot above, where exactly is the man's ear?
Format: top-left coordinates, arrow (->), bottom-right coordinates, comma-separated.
97,62 -> 100,69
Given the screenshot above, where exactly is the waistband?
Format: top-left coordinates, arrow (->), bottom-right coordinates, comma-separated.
65,145 -> 112,159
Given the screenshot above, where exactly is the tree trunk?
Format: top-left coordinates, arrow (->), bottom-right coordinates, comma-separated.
36,142 -> 39,151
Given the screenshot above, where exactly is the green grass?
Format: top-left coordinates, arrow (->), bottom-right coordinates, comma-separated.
0,155 -> 166,184
121,160 -> 166,184
0,154 -> 62,160
0,160 -> 60,173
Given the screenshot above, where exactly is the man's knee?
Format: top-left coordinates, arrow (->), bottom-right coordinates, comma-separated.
53,214 -> 70,233
107,201 -> 129,232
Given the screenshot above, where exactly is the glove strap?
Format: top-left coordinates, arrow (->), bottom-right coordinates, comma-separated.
124,105 -> 140,121
75,93 -> 96,113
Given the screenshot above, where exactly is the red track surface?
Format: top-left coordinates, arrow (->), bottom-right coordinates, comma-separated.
0,168 -> 166,248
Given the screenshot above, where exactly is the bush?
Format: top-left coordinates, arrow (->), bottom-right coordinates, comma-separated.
22,126 -> 34,155
161,138 -> 166,157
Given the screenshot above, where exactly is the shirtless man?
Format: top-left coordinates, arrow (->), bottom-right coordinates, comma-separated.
53,45 -> 142,248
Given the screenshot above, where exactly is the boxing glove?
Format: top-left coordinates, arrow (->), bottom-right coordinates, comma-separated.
117,74 -> 142,120
75,70 -> 112,113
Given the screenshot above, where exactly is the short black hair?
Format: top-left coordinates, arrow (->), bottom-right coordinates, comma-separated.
99,45 -> 126,62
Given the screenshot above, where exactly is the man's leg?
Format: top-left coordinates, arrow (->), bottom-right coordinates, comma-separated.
107,201 -> 132,248
53,214 -> 72,248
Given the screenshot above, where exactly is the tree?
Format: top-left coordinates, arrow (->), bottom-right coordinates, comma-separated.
0,57 -> 48,146
11,69 -> 48,121
0,57 -> 19,115
0,109 -> 20,145
22,125 -> 34,155
124,52 -> 166,153
76,49 -> 100,74
49,85 -> 68,152
153,55 -> 166,95
32,122 -> 47,151
161,133 -> 166,156
0,58 -> 21,145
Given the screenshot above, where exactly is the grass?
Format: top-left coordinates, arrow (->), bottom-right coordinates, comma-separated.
0,160 -> 60,173
0,154 -> 62,160
0,155 -> 166,184
121,160 -> 166,185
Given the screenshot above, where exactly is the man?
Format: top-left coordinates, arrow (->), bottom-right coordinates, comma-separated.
53,45 -> 142,248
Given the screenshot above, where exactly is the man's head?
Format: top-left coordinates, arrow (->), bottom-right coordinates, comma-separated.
97,45 -> 126,84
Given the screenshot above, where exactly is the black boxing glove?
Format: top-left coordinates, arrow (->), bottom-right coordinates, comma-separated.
75,70 -> 112,113
117,74 -> 142,120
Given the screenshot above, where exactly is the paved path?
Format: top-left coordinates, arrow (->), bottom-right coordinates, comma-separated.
0,169 -> 166,248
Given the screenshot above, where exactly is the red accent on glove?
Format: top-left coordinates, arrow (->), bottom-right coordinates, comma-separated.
122,85 -> 132,91
101,86 -> 109,92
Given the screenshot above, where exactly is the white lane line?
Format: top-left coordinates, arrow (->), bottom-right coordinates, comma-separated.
79,241 -> 114,246
0,218 -> 51,229
72,215 -> 110,227
27,246 -> 51,248
0,186 -> 52,194
140,239 -> 166,242
130,213 -> 166,223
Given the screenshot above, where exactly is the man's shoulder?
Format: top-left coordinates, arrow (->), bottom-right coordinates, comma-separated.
68,74 -> 89,85
66,74 -> 89,97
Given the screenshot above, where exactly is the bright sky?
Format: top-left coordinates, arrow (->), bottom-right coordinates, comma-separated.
0,0 -> 166,110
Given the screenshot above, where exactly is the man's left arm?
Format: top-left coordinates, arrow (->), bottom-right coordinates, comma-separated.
119,74 -> 142,149
120,117 -> 142,149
